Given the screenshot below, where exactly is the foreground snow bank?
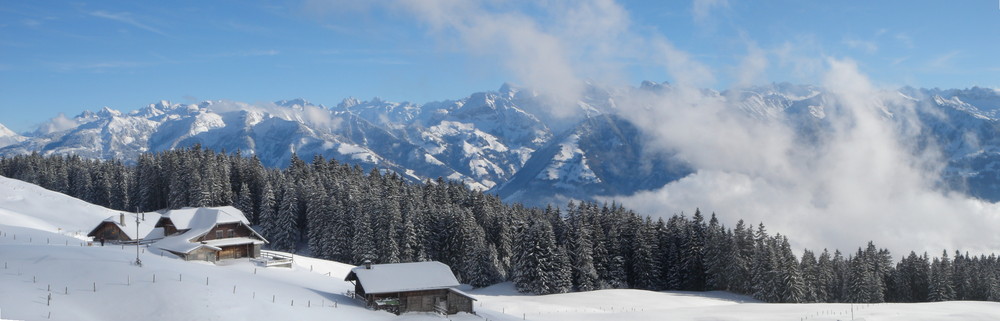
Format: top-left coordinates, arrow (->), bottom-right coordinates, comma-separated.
0,225 -> 487,321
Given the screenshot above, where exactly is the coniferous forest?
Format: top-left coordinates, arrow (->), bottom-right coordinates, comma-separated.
2,147 -> 1000,303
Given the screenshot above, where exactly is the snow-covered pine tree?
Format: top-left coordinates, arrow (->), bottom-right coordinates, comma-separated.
565,204 -> 600,292
928,250 -> 956,301
398,200 -> 421,262
270,181 -> 300,252
305,183 -> 329,257
135,154 -> 162,212
460,219 -> 503,288
350,204 -> 376,265
681,209 -> 707,291
800,249 -> 819,302
89,164 -> 113,207
727,220 -> 754,294
988,269 -> 1000,302
257,180 -> 278,244
372,186 -> 401,264
815,249 -> 835,302
776,235 -> 806,303
703,213 -> 730,291
846,248 -> 877,302
830,250 -> 848,302
235,182 -> 254,220
110,161 -> 131,211
512,216 -> 569,294
327,195 -> 354,263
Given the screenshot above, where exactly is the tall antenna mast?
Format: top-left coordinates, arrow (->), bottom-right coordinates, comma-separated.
134,208 -> 142,267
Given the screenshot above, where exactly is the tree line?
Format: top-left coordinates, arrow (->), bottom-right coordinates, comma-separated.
1,148 -> 999,303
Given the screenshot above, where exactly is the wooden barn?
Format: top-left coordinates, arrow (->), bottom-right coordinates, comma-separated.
87,212 -> 163,243
151,206 -> 267,262
345,261 -> 476,315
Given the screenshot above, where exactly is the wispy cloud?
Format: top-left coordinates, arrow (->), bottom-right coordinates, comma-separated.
207,49 -> 280,58
692,0 -> 728,23
21,18 -> 41,27
894,32 -> 914,48
49,60 -> 147,72
337,57 -> 409,65
842,37 -> 878,54
889,56 -> 909,66
928,50 -> 960,69
89,10 -> 167,36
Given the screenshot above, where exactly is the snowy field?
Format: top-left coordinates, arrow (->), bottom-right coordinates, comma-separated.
2,175 -> 1000,321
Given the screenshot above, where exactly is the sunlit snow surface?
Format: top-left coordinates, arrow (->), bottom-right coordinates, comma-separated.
1,175 -> 1000,321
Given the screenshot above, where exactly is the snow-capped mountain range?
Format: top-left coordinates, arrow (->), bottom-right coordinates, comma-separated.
2,83 -> 1000,205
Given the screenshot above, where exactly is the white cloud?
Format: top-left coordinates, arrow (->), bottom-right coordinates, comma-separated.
205,100 -> 344,133
89,11 -> 167,36
692,0 -> 729,23
842,37 -> 878,54
928,51 -> 960,69
612,58 -> 1000,254
895,32 -> 914,48
35,113 -> 81,135
733,42 -> 768,88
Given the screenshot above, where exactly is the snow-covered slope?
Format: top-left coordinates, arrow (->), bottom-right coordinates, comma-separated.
1,175 -> 999,320
496,114 -> 691,206
2,227 -> 999,321
0,175 -> 120,238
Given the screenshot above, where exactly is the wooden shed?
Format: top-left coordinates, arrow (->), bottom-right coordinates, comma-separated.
345,261 -> 476,315
87,212 -> 163,243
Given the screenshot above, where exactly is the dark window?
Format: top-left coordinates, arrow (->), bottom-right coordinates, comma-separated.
228,229 -> 235,238
215,230 -> 223,239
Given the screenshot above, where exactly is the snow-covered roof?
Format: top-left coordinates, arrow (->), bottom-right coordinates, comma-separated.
448,288 -> 477,301
91,212 -> 164,240
201,237 -> 265,248
159,206 -> 249,230
154,232 -> 220,254
346,261 -> 461,294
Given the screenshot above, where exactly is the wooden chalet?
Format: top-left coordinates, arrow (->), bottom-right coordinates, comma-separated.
87,212 -> 163,243
151,206 -> 267,262
345,261 -> 476,315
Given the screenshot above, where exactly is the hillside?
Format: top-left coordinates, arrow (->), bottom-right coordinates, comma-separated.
0,175 -> 119,238
2,176 -> 1000,320
3,226 -> 999,321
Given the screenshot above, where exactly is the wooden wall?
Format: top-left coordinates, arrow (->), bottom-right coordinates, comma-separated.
185,247 -> 218,262
89,222 -> 129,241
446,290 -> 474,314
198,223 -> 255,242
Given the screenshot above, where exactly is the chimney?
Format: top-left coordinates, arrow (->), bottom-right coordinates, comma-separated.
120,213 -> 125,226
363,259 -> 372,270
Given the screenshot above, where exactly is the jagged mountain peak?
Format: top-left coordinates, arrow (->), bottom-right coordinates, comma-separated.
275,98 -> 326,109
97,106 -> 122,118
338,97 -> 361,109
0,122 -> 17,137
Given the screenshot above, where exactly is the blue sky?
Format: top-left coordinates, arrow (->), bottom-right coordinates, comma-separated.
1,0 -> 997,133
